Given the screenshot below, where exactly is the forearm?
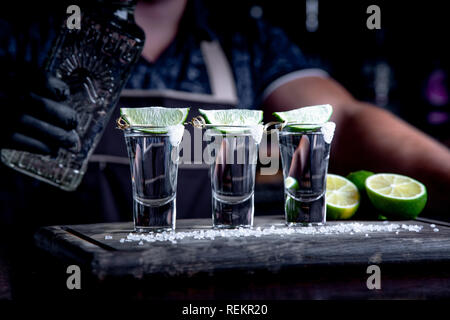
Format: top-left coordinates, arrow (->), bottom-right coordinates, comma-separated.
333,102 -> 450,214
333,102 -> 450,184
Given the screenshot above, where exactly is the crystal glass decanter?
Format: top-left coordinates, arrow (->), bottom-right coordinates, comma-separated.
1,0 -> 145,190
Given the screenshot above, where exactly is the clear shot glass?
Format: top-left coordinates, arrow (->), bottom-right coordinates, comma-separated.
277,123 -> 335,225
204,126 -> 262,228
124,125 -> 184,232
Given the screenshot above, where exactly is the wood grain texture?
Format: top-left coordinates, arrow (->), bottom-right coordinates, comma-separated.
34,216 -> 450,280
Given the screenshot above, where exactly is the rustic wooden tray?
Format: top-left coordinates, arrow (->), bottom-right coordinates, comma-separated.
34,215 -> 450,281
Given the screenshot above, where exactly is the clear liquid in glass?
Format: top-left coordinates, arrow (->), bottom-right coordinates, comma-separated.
125,130 -> 180,232
206,131 -> 259,228
278,129 -> 331,225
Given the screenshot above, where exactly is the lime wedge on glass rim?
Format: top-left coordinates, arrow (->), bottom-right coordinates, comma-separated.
365,173 -> 427,219
120,106 -> 189,133
198,109 -> 263,134
273,104 -> 333,131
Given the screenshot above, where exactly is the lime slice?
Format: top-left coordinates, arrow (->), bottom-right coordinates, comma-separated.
199,109 -> 263,133
120,106 -> 189,133
273,104 -> 333,131
285,177 -> 299,191
285,195 -> 299,223
365,173 -> 427,219
346,170 -> 374,192
326,174 -> 360,220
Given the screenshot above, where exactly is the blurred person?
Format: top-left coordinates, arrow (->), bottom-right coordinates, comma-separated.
0,0 -> 449,229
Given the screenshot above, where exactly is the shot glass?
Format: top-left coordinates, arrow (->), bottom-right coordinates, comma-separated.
277,123 -> 335,225
124,125 -> 184,232
204,126 -> 262,228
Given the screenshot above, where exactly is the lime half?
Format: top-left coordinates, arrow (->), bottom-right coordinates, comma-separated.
365,173 -> 427,219
199,109 -> 263,133
326,174 -> 360,220
273,104 -> 333,131
120,106 -> 189,133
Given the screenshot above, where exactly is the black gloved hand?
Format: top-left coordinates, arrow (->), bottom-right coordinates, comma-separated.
0,61 -> 79,155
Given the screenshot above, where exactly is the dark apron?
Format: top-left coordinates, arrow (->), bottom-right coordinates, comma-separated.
88,40 -> 239,221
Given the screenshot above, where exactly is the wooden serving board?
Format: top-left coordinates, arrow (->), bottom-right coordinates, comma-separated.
34,216 -> 450,281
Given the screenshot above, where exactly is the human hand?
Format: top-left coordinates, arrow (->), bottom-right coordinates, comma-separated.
0,63 -> 79,155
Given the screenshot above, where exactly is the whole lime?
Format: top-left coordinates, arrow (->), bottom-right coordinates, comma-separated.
346,170 -> 374,192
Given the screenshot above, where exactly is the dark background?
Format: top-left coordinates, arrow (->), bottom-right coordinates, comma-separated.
212,0 -> 449,144
1,0 -> 448,144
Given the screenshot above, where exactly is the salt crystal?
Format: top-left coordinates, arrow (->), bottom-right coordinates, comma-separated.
138,241 -> 144,245
120,238 -> 125,243
168,124 -> 185,146
122,222 -> 423,244
104,235 -> 112,240
430,224 -> 436,228
433,228 -> 439,232
321,122 -> 336,144
250,124 -> 264,144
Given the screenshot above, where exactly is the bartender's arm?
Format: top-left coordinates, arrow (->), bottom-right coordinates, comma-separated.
263,76 -> 450,213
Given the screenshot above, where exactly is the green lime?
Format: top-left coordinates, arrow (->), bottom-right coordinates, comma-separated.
346,170 -> 374,192
199,109 -> 263,133
326,174 -> 360,220
365,173 -> 427,219
284,177 -> 301,222
285,195 -> 299,223
285,177 -> 299,191
345,170 -> 379,220
120,106 -> 189,133
273,104 -> 333,131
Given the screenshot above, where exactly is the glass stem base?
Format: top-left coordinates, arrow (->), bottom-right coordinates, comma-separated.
212,194 -> 254,228
285,194 -> 326,225
133,198 -> 176,232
